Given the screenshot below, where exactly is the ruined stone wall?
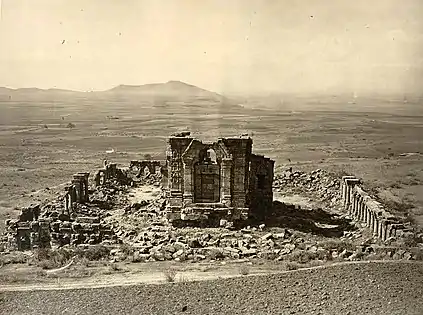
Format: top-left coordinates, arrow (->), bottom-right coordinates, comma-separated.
129,160 -> 165,175
341,176 -> 412,241
129,160 -> 167,187
248,154 -> 274,219
4,205 -> 50,250
94,162 -> 132,187
221,138 -> 252,210
3,161 -> 129,251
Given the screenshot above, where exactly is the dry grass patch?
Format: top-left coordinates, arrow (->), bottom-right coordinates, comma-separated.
163,268 -> 177,282
239,264 -> 250,276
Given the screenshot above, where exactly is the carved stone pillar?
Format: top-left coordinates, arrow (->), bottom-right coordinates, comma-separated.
64,193 -> 69,212
341,176 -> 356,209
63,186 -> 69,211
353,193 -> 358,218
74,174 -> 86,203
381,220 -> 387,241
220,158 -> 232,207
373,215 -> 378,235
344,178 -> 360,214
183,157 -> 194,205
365,198 -> 371,226
71,179 -> 81,203
77,172 -> 90,202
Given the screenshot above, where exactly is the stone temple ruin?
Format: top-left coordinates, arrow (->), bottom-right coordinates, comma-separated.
1,132 -> 417,254
166,132 -> 274,224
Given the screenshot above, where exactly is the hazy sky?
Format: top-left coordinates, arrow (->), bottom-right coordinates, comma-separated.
0,0 -> 422,95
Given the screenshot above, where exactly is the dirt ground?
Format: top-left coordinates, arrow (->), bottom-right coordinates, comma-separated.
1,261 -> 422,315
1,97 -> 422,231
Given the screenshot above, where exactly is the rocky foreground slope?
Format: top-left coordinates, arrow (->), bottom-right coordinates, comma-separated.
1,261 -> 422,315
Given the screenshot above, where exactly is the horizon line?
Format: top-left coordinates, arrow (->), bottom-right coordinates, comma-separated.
0,82 -> 421,98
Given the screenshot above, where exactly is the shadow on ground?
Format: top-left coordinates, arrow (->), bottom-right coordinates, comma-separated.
254,201 -> 356,237
171,201 -> 356,237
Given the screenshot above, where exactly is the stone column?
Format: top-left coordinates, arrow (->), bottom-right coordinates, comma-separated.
354,194 -> 359,218
341,176 -> 355,208
344,178 -> 360,213
73,175 -> 86,203
363,203 -> 367,226
356,193 -> 361,222
220,158 -> 232,207
344,179 -> 351,209
64,188 -> 70,212
182,157 -> 194,205
362,198 -> 367,223
95,171 -> 101,187
387,223 -> 397,238
357,196 -> 363,222
78,172 -> 90,202
350,192 -> 355,216
373,216 -> 379,235
63,186 -> 73,213
381,220 -> 387,241
99,171 -> 105,185
71,179 -> 81,203
109,163 -> 117,178
364,198 -> 371,227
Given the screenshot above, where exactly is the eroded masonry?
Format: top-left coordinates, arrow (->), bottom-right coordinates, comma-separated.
165,132 -> 274,223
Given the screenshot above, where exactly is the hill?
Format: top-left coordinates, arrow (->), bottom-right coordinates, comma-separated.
0,81 -> 225,102
106,80 -> 223,100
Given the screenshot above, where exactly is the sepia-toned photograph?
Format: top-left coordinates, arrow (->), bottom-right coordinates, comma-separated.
0,1 -> 422,314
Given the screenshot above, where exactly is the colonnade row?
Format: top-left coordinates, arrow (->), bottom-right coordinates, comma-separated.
341,176 -> 404,241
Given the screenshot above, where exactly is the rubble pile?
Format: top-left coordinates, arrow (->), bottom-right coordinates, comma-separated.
127,171 -> 163,187
1,184 -> 127,251
108,217 -> 419,263
107,194 -> 420,263
3,205 -> 51,251
46,180 -> 134,247
273,169 -> 342,208
1,162 -> 138,251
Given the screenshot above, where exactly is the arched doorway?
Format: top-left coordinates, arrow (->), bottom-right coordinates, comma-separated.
194,148 -> 220,203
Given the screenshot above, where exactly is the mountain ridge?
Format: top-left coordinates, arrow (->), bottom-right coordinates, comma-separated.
0,80 -> 221,96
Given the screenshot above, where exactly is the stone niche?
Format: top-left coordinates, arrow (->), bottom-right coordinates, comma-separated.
166,132 -> 274,223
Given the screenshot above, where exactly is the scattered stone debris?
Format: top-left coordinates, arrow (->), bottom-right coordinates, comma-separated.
273,168 -> 342,208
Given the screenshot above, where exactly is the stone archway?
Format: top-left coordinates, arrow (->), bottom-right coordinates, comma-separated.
181,139 -> 233,206
194,148 -> 220,203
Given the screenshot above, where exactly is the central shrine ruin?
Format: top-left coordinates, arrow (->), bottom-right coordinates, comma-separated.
165,132 -> 275,224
